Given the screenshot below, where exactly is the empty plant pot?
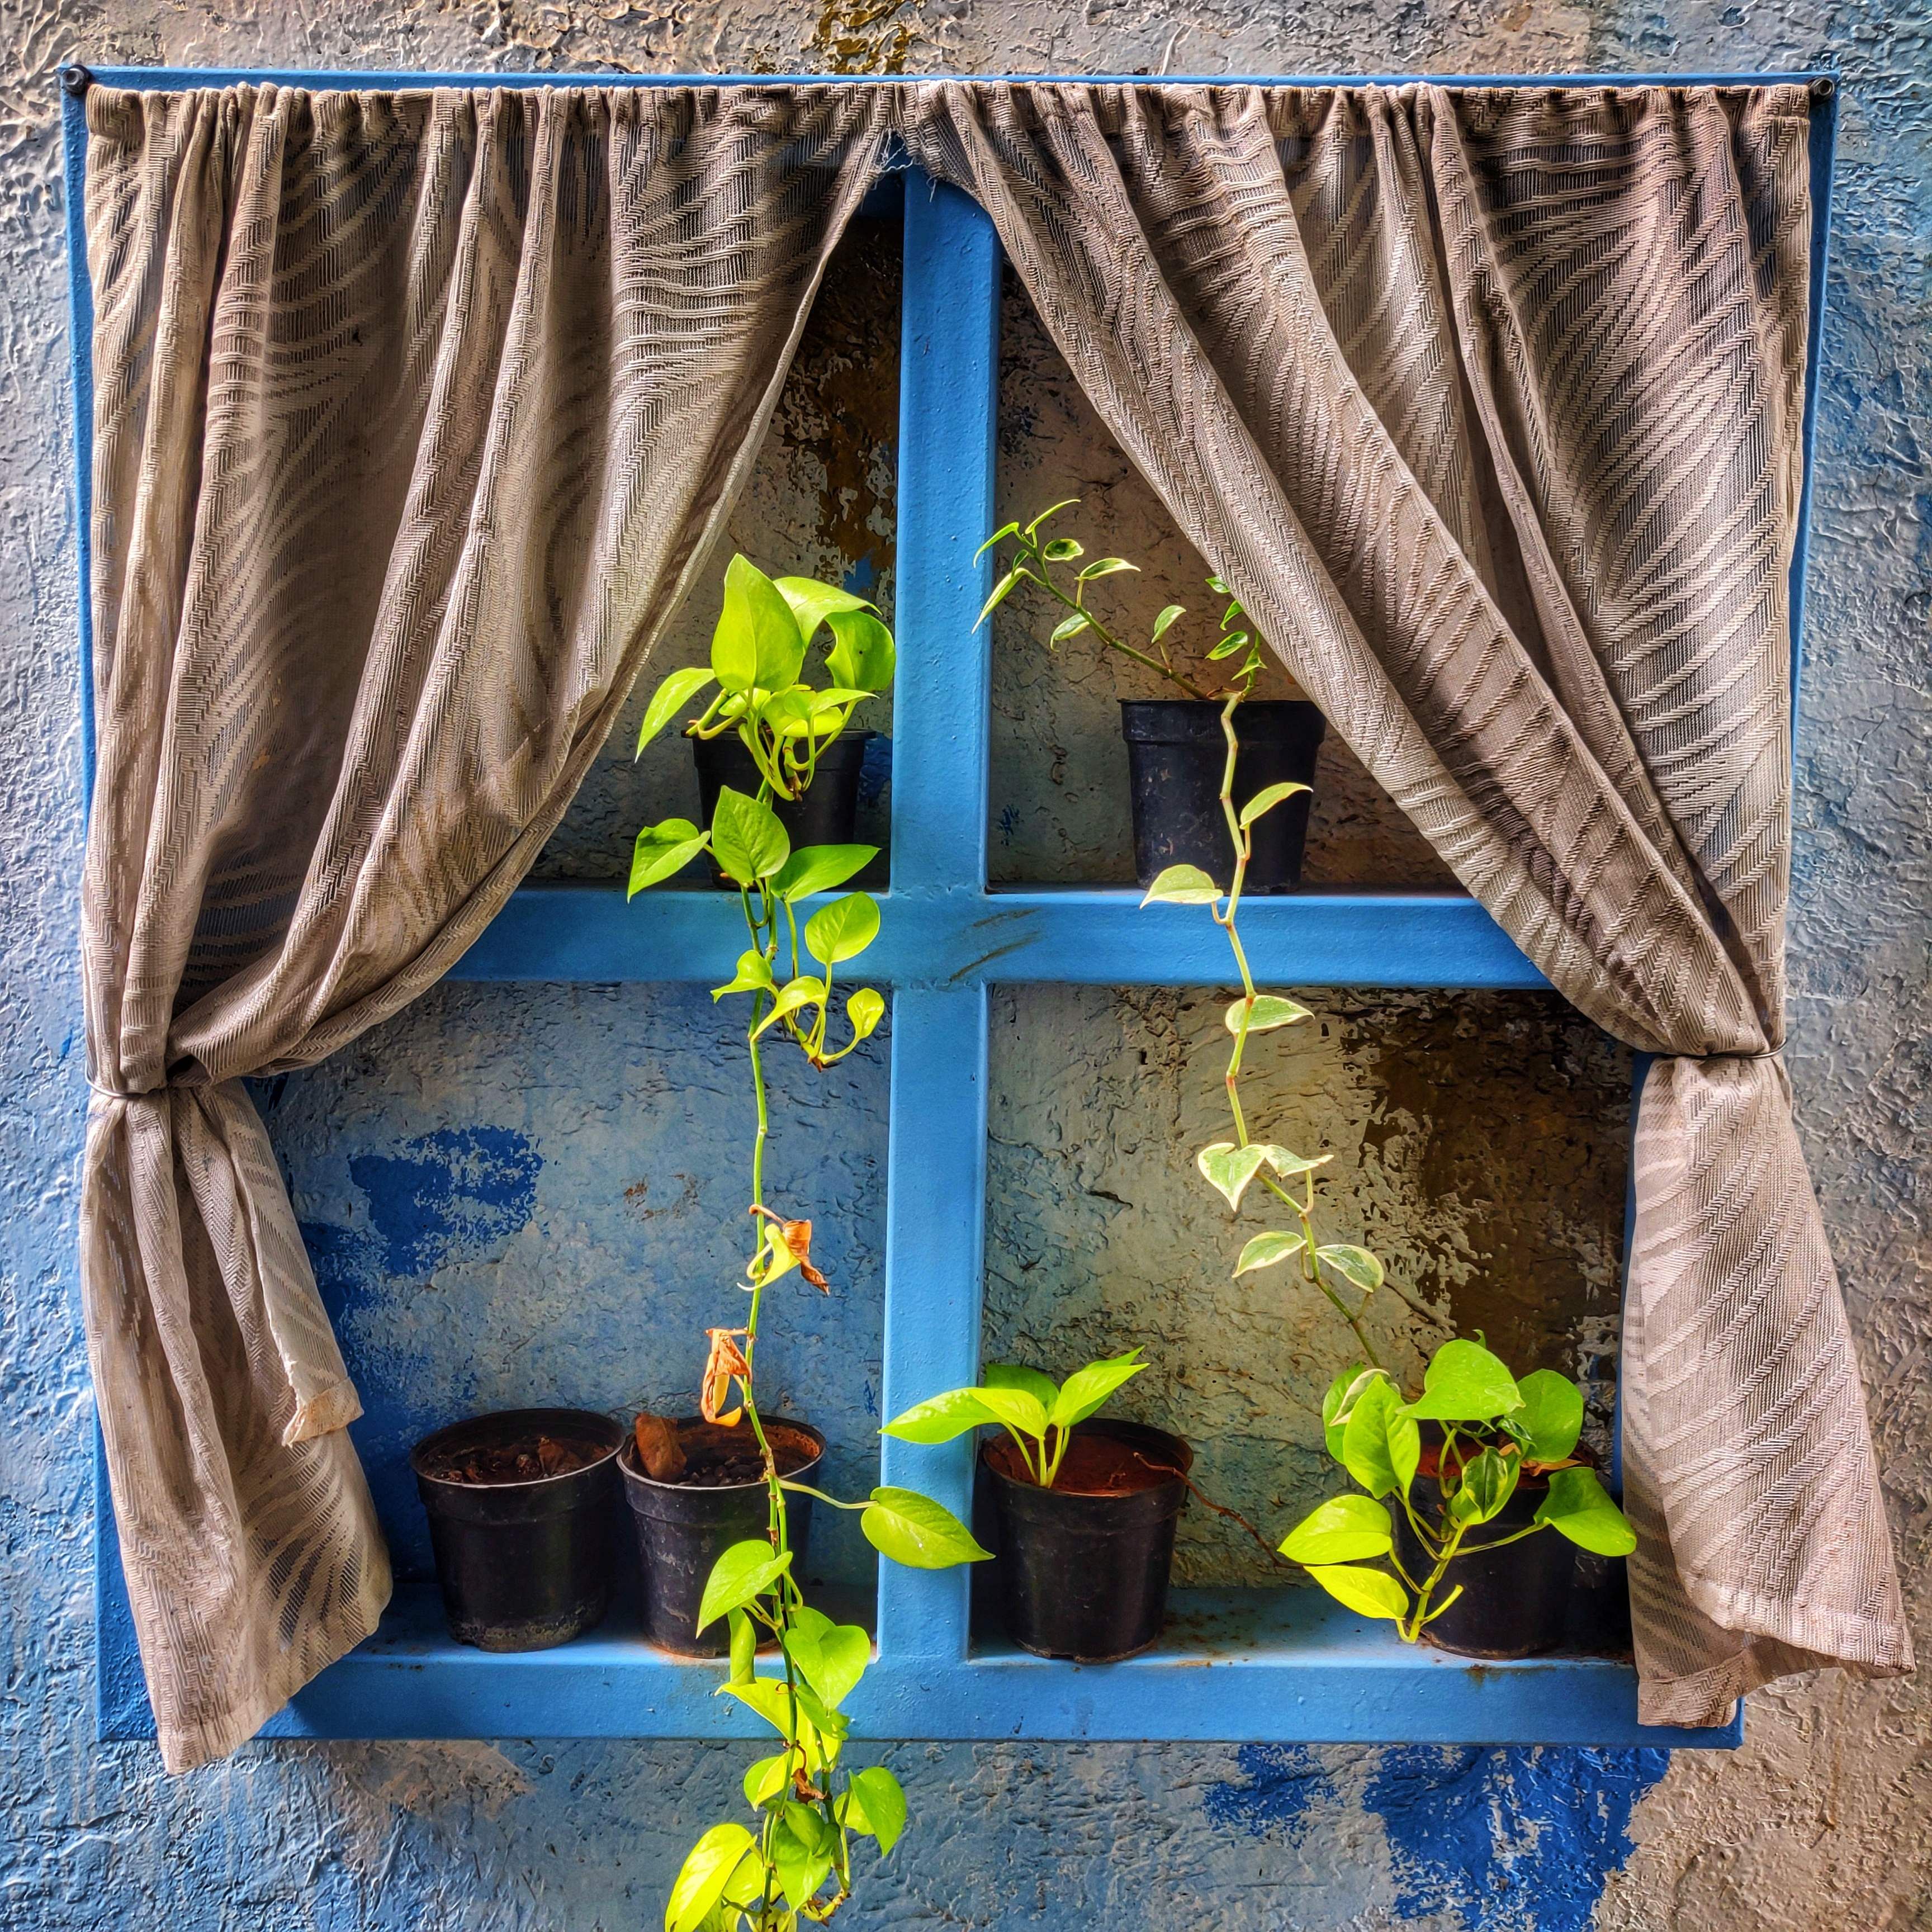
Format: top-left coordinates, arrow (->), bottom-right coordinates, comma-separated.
1120,700 -> 1325,893
411,1407 -> 626,1652
690,731 -> 875,887
619,1417 -> 825,1655
981,1418 -> 1191,1661
1391,1447 -> 1576,1660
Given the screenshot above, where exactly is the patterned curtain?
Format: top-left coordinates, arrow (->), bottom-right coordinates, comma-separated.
80,77 -> 1907,1770
900,78 -> 1910,1725
79,80 -> 888,1772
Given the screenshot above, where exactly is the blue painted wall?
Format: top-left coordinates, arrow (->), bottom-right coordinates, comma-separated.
2,4 -> 1926,1928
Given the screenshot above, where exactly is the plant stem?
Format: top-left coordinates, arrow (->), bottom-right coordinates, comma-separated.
1032,556 -> 1214,700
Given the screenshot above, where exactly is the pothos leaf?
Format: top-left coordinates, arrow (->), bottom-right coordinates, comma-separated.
1238,780 -> 1310,828
1140,864 -> 1222,906
636,666 -> 716,755
1196,1141 -> 1268,1211
710,785 -> 790,886
749,975 -> 827,1039
1233,1230 -> 1305,1277
665,1824 -> 759,1932
1224,994 -> 1313,1035
773,843 -> 877,901
696,1541 -> 790,1634
840,1765 -> 908,1854
1304,1563 -> 1409,1622
804,891 -> 880,967
1278,1493 -> 1394,1565
629,819 -> 709,897
1316,1244 -> 1385,1294
1048,1348 -> 1146,1431
712,948 -> 775,1002
844,987 -> 886,1046
983,1362 -> 1060,1409
859,1487 -> 992,1568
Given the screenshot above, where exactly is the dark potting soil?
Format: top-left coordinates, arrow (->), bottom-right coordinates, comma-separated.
664,1421 -> 819,1490
984,1431 -> 1183,1497
419,1432 -> 613,1486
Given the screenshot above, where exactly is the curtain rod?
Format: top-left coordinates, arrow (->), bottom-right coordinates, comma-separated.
61,65 -> 1835,99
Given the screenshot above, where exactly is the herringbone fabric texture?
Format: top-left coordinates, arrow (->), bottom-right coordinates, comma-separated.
80,80 -> 886,1770
902,78 -> 1909,1723
80,77 -> 1906,1768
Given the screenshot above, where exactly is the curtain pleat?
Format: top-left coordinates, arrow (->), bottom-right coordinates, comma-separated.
898,78 -> 1910,1724
80,75 -> 1907,1765
80,79 -> 889,1771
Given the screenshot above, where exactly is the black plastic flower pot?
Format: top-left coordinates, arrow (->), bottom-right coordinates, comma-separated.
619,1417 -> 824,1656
981,1418 -> 1191,1662
1391,1452 -> 1576,1660
1120,699 -> 1325,894
411,1407 -> 626,1652
690,731 -> 875,888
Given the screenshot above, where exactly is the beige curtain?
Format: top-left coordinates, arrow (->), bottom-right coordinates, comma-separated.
81,80 -> 888,1772
900,79 -> 1910,1723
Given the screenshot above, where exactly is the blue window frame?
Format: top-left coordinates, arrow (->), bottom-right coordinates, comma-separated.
68,66 -> 1838,1751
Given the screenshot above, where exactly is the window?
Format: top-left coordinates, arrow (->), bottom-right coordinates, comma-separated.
82,65 -> 1835,1750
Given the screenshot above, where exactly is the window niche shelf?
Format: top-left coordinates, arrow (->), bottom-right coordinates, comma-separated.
84,63 -> 1838,1756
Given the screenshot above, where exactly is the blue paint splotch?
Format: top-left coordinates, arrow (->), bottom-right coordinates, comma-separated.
298,1125 -> 544,1578
1207,1742 -> 1670,1932
348,1126 -> 542,1277
1203,1744 -> 1337,1839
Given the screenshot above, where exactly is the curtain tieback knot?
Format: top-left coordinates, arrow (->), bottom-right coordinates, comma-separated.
87,1076 -> 162,1102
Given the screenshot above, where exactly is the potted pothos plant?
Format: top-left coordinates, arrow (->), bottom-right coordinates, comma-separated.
979,503 -> 1325,893
634,554 -> 893,887
1278,1338 -> 1636,1658
883,1348 -> 1190,1661
627,556 -> 989,1932
983,512 -> 1447,1371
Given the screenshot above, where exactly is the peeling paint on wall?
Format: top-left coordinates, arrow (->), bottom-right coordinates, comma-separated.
1207,1744 -> 1673,1932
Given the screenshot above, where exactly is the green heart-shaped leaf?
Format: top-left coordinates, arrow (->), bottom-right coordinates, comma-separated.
845,987 -> 885,1046
1237,780 -> 1310,828
1304,1563 -> 1409,1622
1512,1370 -> 1584,1465
628,818 -> 708,897
1233,1230 -> 1305,1277
804,891 -> 880,967
665,1823 -> 758,1932
1317,1244 -> 1385,1294
1197,1141 -> 1268,1211
1224,994 -> 1313,1035
1278,1493 -> 1394,1565
1048,1349 -> 1145,1431
772,575 -> 873,646
1400,1338 -> 1523,1424
859,1487 -> 992,1568
823,608 -> 895,692
1534,1466 -> 1636,1555
711,785 -> 790,886
839,1764 -> 908,1854
712,948 -> 776,1002
880,1388 -> 1000,1445
636,666 -> 716,755
697,1540 -> 791,1634
1140,864 -> 1221,907
984,1362 -> 1059,1409
774,843 -> 877,901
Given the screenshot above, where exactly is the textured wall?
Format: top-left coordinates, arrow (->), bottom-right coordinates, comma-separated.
1,6 -> 1926,1930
